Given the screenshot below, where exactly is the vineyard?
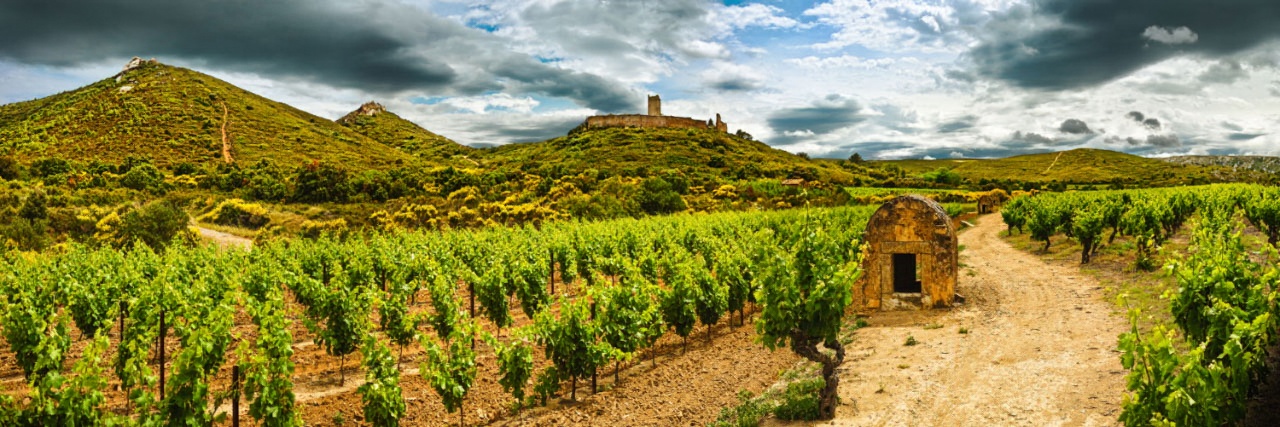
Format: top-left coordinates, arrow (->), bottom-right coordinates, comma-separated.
1000,184 -> 1280,426
0,204 -> 900,426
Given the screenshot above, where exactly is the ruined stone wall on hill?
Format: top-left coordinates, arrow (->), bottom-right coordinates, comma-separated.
584,114 -> 713,130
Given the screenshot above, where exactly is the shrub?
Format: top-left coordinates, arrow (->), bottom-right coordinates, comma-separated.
300,218 -> 348,239
120,164 -> 165,192
0,157 -> 20,180
113,199 -> 192,251
31,158 -> 71,179
636,177 -> 686,215
1,218 -> 50,252
774,377 -> 825,421
199,199 -> 271,229
708,390 -> 775,427
292,162 -> 352,203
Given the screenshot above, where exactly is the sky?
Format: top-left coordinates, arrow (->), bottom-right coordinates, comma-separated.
3,0 -> 1280,159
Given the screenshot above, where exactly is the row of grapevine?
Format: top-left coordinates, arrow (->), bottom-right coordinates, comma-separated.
1117,188 -> 1280,426
0,205 -> 876,425
999,184 -> 1277,266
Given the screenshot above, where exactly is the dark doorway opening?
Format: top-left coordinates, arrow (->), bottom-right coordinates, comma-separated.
892,253 -> 921,293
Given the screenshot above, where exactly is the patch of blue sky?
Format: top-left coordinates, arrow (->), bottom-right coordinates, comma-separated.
530,97 -> 577,113
722,0 -> 814,16
409,96 -> 447,105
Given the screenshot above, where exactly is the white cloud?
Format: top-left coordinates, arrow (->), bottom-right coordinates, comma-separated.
442,93 -> 540,114
802,0 -> 1017,53
1142,26 -> 1199,45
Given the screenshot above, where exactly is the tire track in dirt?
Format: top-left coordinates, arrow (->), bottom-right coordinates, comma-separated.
825,215 -> 1127,427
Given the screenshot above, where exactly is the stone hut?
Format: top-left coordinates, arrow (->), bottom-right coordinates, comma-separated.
859,195 -> 957,310
977,193 -> 1003,214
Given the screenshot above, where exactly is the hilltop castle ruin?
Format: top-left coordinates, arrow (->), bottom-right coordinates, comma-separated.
579,95 -> 728,133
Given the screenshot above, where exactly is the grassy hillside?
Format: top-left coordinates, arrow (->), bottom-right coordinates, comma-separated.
0,60 -> 419,170
337,102 -> 475,163
485,126 -> 864,184
877,148 -> 1235,185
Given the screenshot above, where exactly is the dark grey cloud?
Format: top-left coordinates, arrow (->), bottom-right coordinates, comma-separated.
937,115 -> 978,133
709,78 -> 763,92
462,115 -> 584,144
0,0 -> 634,112
1228,132 -> 1266,141
766,95 -> 864,135
1106,134 -> 1181,148
969,1 -> 1280,89
1198,60 -> 1248,84
1059,119 -> 1093,134
1012,131 -> 1055,145
1125,111 -> 1162,130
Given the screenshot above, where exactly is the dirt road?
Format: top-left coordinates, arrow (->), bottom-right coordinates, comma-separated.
825,215 -> 1127,426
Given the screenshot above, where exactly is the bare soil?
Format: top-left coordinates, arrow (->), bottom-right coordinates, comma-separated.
823,215 -> 1127,426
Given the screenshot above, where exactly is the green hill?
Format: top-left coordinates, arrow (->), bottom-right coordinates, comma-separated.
0,60 -> 419,170
484,126 -> 863,184
337,101 -> 475,163
876,148 -> 1246,185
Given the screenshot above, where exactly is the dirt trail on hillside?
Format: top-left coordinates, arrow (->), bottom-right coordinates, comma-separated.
196,226 -> 252,250
825,216 -> 1127,427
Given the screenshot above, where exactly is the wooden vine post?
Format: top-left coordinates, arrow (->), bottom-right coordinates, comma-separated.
231,365 -> 241,427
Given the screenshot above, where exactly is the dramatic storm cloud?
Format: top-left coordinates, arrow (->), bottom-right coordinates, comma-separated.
968,0 -> 1280,90
0,0 -> 635,111
3,0 -> 1280,155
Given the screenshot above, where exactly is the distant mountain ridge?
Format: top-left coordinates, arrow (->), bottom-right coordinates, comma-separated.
877,148 -> 1270,185
1163,155 -> 1280,174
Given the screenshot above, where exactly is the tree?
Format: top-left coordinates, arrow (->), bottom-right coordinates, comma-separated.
636,177 -> 686,215
754,228 -> 863,420
848,153 -> 864,164
115,199 -> 191,251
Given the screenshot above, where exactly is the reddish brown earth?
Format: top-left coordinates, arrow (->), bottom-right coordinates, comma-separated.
0,266 -> 803,427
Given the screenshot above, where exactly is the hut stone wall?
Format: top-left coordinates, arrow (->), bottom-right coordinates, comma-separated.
859,195 -> 958,309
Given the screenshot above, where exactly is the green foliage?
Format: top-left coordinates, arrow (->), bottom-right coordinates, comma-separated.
16,332 -> 118,426
425,273 -> 461,341
291,162 -> 352,203
0,274 -> 70,380
241,285 -> 300,427
636,176 -> 687,215
774,377 -> 825,421
200,198 -> 271,229
707,390 -> 776,427
488,334 -> 535,409
533,297 -> 614,400
659,255 -> 699,346
1117,190 -> 1280,427
358,336 -> 405,427
421,320 -> 477,416
120,163 -> 165,192
114,199 -> 192,251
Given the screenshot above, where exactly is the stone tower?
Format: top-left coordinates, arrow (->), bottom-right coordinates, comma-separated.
648,95 -> 662,116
